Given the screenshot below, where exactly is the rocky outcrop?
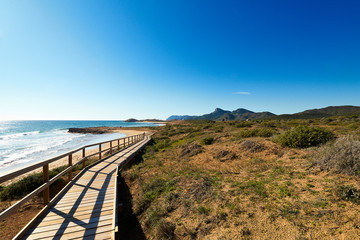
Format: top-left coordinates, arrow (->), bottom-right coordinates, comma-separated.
68,127 -> 116,134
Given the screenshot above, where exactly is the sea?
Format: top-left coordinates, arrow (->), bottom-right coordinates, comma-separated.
0,120 -> 161,176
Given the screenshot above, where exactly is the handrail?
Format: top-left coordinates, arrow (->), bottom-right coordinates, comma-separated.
0,133 -> 145,184
0,132 -> 146,222
112,166 -> 119,240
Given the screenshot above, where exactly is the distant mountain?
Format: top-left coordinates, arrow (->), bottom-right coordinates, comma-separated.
166,115 -> 194,121
276,105 -> 360,119
167,105 -> 360,121
167,108 -> 276,121
124,118 -> 165,122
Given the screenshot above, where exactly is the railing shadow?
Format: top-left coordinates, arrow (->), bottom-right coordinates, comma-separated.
117,155 -> 147,240
39,140 -> 146,239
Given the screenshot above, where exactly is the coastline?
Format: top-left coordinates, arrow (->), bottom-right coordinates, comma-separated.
2,128 -> 147,186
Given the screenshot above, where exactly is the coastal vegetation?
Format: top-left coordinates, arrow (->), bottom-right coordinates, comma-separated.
121,116 -> 360,239
2,113 -> 360,239
0,156 -> 102,202
274,126 -> 335,148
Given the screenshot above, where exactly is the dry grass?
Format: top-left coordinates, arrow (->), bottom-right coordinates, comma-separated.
123,119 -> 360,239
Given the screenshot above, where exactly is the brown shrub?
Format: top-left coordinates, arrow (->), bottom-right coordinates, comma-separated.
186,177 -> 213,202
215,150 -> 237,162
316,136 -> 360,175
180,144 -> 203,158
156,220 -> 176,240
241,140 -> 265,153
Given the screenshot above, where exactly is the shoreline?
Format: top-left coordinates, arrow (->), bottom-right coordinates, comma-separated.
2,128 -> 147,186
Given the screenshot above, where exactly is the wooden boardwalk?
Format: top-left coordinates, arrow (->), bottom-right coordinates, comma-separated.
21,135 -> 151,240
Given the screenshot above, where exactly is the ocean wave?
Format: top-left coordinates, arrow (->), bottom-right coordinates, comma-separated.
0,131 -> 40,140
0,130 -> 125,170
0,131 -> 82,167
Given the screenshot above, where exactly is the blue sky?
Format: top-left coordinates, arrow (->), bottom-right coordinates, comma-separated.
0,0 -> 359,120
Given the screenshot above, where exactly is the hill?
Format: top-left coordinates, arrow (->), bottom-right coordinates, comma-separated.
168,105 -> 360,121
124,118 -> 165,123
275,105 -> 360,119
167,108 -> 275,121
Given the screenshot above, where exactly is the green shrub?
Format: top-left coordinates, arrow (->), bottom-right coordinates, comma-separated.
213,126 -> 224,132
196,205 -> 212,215
235,122 -> 253,128
242,180 -> 268,198
274,126 -> 334,148
155,138 -> 171,150
347,123 -> 360,130
0,165 -> 67,201
142,177 -> 176,202
336,185 -> 360,203
260,122 -> 277,128
0,173 -> 43,201
201,137 -> 214,145
238,128 -> 277,138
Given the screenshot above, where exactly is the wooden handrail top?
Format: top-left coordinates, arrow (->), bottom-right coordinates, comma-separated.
0,133 -> 145,184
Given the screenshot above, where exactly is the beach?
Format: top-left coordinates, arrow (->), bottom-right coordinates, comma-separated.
2,128 -> 148,186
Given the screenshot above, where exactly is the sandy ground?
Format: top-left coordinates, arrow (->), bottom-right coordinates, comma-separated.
3,129 -> 146,186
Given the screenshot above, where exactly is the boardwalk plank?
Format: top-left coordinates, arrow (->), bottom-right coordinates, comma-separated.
24,221 -> 112,239
36,209 -> 113,226
22,135 -> 150,240
29,214 -> 113,234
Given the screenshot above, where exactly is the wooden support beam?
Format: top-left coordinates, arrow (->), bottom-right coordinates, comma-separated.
110,141 -> 113,155
68,154 -> 73,182
43,164 -> 49,205
82,148 -> 86,169
99,144 -> 102,160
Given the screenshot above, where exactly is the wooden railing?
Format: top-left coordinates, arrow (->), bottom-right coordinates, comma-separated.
0,132 -> 146,221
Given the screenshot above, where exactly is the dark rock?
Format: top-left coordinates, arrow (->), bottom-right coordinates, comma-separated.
124,118 -> 138,122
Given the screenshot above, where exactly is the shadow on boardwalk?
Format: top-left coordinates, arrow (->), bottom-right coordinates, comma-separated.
118,155 -> 147,240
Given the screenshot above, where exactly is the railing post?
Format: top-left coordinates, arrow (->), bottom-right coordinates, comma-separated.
43,164 -> 49,205
68,154 -> 73,182
99,144 -> 102,160
117,139 -> 120,151
110,141 -> 113,155
82,148 -> 86,169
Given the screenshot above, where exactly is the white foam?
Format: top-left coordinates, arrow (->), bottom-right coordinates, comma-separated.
0,130 -> 82,167
0,130 -> 125,170
0,131 -> 40,140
